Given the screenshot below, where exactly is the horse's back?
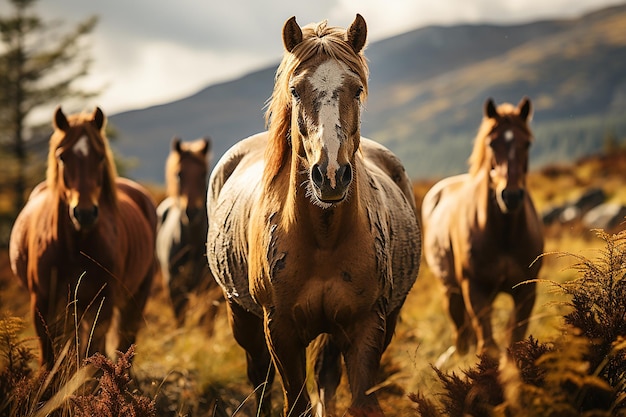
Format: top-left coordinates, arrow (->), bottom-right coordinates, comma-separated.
8,183 -> 50,287
116,177 -> 157,231
208,132 -> 267,205
114,177 -> 157,294
207,132 -> 267,314
421,174 -> 470,282
421,174 -> 468,220
360,137 -> 418,218
360,137 -> 422,310
156,196 -> 175,226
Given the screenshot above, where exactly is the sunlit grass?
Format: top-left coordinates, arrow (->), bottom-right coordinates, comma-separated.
1,148 -> 626,415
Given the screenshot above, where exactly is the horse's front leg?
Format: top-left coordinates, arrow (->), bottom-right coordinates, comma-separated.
341,311 -> 386,417
509,279 -> 536,345
264,309 -> 311,417
32,294 -> 55,368
115,269 -> 153,357
227,301 -> 275,417
461,277 -> 498,357
444,282 -> 476,355
313,334 -> 342,417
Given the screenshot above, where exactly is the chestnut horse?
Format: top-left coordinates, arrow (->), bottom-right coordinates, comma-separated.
207,15 -> 421,417
421,97 -> 544,358
9,107 -> 157,368
156,136 -> 221,328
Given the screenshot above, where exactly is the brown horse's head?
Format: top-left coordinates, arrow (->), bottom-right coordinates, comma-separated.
470,97 -> 533,213
165,136 -> 211,222
47,106 -> 117,231
264,14 -> 369,208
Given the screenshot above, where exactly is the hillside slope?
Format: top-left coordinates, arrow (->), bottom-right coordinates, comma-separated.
109,3 -> 626,182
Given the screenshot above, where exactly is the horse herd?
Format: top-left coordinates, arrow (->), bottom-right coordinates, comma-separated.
7,14 -> 544,417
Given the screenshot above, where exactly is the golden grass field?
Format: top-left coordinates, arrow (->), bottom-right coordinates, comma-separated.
1,150 -> 625,416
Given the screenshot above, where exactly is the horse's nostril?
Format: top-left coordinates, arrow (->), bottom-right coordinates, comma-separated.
337,164 -> 352,188
311,164 -> 324,187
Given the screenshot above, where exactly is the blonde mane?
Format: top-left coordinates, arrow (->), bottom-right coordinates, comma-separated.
468,102 -> 533,176
46,111 -> 118,209
263,19 -> 369,185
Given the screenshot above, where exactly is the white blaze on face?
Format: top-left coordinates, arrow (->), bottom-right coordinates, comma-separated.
505,129 -> 515,160
310,60 -> 350,189
73,135 -> 90,157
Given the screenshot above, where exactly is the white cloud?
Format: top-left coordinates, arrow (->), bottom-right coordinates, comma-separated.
18,0 -> 624,116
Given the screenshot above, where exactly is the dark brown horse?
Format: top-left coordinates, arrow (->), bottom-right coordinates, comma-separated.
156,136 -> 221,329
9,107 -> 157,368
421,97 -> 544,359
207,15 -> 421,417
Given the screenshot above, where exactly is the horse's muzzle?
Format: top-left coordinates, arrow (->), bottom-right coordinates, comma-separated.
501,188 -> 525,212
310,163 -> 352,204
72,205 -> 99,230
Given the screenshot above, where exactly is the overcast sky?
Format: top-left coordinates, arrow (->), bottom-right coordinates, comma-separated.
9,0 -> 623,116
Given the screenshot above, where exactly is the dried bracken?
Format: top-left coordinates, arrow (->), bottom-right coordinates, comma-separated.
70,346 -> 155,417
411,228 -> 626,417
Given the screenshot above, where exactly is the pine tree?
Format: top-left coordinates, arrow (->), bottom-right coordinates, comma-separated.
0,0 -> 98,213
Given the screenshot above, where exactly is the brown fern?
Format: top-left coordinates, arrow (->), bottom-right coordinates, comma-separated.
70,345 -> 155,417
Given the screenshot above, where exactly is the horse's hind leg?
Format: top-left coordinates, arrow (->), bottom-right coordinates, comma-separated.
313,334 -> 342,416
227,301 -> 275,417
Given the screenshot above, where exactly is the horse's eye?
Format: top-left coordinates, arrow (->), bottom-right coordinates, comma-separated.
290,87 -> 300,101
355,86 -> 364,99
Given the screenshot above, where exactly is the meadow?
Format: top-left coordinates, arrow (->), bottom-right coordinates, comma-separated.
1,148 -> 625,416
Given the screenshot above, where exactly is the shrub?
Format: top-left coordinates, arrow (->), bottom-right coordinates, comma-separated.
410,228 -> 626,417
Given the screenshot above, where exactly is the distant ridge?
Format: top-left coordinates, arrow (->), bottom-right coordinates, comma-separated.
110,3 -> 626,183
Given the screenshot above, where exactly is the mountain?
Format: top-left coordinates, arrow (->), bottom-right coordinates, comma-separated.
109,3 -> 626,183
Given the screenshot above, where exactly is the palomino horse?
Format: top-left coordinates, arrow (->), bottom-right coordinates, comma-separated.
9,107 -> 157,368
156,136 -> 221,329
207,15 -> 421,417
421,97 -> 544,358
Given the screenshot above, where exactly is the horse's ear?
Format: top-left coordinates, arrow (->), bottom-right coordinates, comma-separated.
347,14 -> 367,54
93,107 -> 105,130
484,98 -> 498,119
282,16 -> 303,52
172,136 -> 182,153
54,106 -> 70,131
518,96 -> 532,122
201,137 -> 211,155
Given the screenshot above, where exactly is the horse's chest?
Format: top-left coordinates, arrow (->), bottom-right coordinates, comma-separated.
467,233 -> 536,284
267,242 -> 380,326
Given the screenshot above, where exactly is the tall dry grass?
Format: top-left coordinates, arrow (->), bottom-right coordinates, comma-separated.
0,150 -> 625,416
